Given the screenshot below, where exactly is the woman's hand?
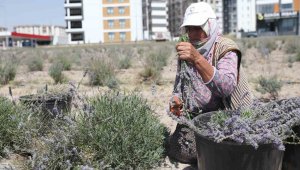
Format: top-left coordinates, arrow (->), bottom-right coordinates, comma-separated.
169,96 -> 183,116
176,42 -> 201,64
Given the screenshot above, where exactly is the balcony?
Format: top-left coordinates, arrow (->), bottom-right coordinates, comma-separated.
64,2 -> 82,8
65,28 -> 84,33
65,15 -> 83,20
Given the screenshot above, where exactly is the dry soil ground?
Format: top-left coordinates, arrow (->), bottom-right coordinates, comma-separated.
0,39 -> 300,169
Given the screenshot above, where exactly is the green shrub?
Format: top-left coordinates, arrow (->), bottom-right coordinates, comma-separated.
296,52 -> 300,62
88,58 -> 118,88
140,48 -> 170,83
0,62 -> 17,85
0,97 -> 31,157
27,56 -> 44,71
76,92 -> 168,169
265,40 -> 277,52
28,115 -> 82,169
48,62 -> 65,84
140,66 -> 161,82
56,56 -> 72,71
255,75 -> 282,100
118,55 -> 132,69
284,38 -> 300,54
107,48 -> 132,69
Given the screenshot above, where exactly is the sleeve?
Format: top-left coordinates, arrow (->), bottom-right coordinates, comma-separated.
204,51 -> 238,97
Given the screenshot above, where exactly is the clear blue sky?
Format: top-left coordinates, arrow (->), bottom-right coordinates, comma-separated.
0,0 -> 65,31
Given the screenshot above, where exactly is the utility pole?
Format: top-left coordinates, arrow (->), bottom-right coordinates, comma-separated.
298,11 -> 300,35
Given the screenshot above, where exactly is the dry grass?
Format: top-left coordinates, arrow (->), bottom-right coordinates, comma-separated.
0,38 -> 300,169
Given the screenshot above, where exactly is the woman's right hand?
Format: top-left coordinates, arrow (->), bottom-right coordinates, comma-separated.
176,42 -> 202,64
169,96 -> 183,116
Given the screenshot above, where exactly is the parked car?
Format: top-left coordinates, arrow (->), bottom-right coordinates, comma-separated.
243,31 -> 258,38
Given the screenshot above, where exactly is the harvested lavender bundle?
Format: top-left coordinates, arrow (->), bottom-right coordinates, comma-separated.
169,97 -> 300,150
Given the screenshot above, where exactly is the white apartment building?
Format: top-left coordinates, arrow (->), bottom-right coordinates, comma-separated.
143,0 -> 170,40
237,0 -> 256,32
0,27 -> 7,32
214,0 -> 224,34
64,0 -> 143,44
13,25 -> 68,45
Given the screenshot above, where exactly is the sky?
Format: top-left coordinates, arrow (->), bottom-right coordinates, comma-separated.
0,0 -> 65,31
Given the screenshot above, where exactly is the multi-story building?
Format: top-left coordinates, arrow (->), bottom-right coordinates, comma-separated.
0,27 -> 7,32
64,0 -> 143,44
13,25 -> 65,36
168,0 -> 223,38
215,0 -> 224,33
13,25 -> 68,45
0,27 -> 9,48
237,0 -> 256,32
223,0 -> 237,34
143,0 -> 170,40
167,0 -> 184,38
256,0 -> 300,36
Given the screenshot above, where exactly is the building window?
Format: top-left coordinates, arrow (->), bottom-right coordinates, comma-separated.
107,0 -> 113,2
107,7 -> 114,15
71,33 -> 84,41
108,32 -> 115,41
42,27 -> 47,34
71,21 -> 82,28
119,0 -> 124,2
280,18 -> 296,32
118,7 -> 125,14
69,0 -> 81,3
70,8 -> 82,16
281,3 -> 293,11
108,20 -> 114,28
119,19 -> 125,28
257,4 -> 274,14
120,32 -> 126,41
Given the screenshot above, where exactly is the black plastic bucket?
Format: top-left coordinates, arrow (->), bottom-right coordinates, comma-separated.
282,126 -> 300,170
19,94 -> 72,116
193,112 -> 284,170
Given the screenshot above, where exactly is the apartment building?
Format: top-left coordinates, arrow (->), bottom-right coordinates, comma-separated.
215,0 -> 224,33
64,0 -> 143,44
0,27 -> 7,32
168,0 -> 223,38
0,27 -> 9,48
223,0 -> 237,34
237,0 -> 256,32
256,0 -> 300,35
143,0 -> 170,40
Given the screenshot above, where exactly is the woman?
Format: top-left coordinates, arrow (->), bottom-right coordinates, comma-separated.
167,2 -> 252,164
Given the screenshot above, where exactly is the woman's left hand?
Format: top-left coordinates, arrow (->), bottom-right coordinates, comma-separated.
176,42 -> 201,63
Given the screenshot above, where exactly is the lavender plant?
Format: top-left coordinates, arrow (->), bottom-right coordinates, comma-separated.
55,56 -> 72,71
256,75 -> 282,100
140,45 -> 171,83
29,114 -> 82,170
0,97 -> 32,157
0,61 -> 17,85
87,57 -> 118,89
75,92 -> 168,169
48,62 -> 65,84
26,55 -> 44,71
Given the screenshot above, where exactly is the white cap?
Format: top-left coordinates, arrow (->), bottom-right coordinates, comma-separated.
180,2 -> 216,28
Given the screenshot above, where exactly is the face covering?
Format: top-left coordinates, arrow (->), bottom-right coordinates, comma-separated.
191,39 -> 208,49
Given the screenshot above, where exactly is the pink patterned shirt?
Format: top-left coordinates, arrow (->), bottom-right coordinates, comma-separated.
175,50 -> 238,114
